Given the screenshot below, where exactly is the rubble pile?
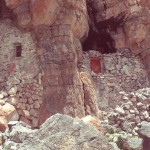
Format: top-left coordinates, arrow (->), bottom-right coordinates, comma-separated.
107,88 -> 150,135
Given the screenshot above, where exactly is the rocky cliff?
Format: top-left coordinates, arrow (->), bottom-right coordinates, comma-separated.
0,0 -> 150,149
1,0 -> 99,126
0,0 -> 150,127
84,0 -> 150,78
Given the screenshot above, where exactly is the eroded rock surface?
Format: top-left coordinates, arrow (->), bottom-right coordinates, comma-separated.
1,0 -> 150,126
1,0 -> 99,125
85,0 -> 150,79
3,114 -> 114,150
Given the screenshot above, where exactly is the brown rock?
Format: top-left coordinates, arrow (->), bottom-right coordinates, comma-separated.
20,116 -> 31,126
36,0 -> 95,125
30,109 -> 39,117
30,0 -> 63,26
32,118 -> 38,128
17,109 -> 24,116
5,0 -> 24,9
0,116 -> 8,132
17,103 -> 26,110
22,110 -> 30,119
33,101 -> 40,109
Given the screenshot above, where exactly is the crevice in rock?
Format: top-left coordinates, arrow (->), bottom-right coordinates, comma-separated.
80,75 -> 87,116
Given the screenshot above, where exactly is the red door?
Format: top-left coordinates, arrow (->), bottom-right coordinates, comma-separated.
90,57 -> 101,74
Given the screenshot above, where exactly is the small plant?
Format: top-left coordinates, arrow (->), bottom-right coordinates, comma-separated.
116,136 -> 123,149
108,128 -> 115,134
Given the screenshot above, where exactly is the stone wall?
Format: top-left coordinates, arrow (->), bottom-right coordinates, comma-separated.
0,0 -> 100,125
30,0 -> 99,124
1,0 -> 150,126
86,0 -> 150,80
0,19 -> 43,127
83,49 -> 150,109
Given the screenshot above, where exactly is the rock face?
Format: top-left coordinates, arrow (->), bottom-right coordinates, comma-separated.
85,0 -> 150,80
1,0 -> 150,126
32,0 -> 99,124
3,114 -> 115,150
83,49 -> 149,109
0,0 -> 99,125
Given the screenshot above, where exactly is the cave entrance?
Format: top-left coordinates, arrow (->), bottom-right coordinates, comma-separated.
82,27 -> 116,54
82,11 -> 126,54
0,0 -> 11,20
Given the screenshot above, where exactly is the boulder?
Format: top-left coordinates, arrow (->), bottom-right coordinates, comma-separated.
2,103 -> 19,121
30,0 -> 63,26
3,114 -> 115,150
109,142 -> 120,150
0,94 -> 4,99
0,103 -> 19,132
122,137 -> 143,150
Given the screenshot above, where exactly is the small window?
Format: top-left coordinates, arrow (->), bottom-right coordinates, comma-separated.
15,44 -> 22,57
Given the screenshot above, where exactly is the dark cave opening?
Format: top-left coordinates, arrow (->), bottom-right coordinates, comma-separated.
82,1 -> 126,54
82,27 -> 116,54
0,0 -> 11,20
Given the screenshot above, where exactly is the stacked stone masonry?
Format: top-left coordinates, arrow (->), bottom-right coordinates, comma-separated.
0,20 -> 43,127
0,0 -> 99,126
32,0 -> 99,124
0,0 -> 150,128
87,0 -> 150,80
83,49 -> 150,109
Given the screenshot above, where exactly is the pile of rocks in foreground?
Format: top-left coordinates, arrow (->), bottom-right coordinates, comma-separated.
0,113 -> 150,150
0,114 -> 114,150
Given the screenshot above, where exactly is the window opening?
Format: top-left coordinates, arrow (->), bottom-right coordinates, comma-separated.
15,44 -> 22,57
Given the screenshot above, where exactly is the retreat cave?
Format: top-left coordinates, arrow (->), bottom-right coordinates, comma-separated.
82,27 -> 116,54
0,0 -> 11,20
82,11 -> 127,54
